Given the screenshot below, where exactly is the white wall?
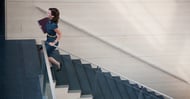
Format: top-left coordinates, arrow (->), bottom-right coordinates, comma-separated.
35,0 -> 190,83
6,0 -> 190,98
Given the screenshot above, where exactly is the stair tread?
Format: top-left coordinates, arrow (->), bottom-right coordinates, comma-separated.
61,55 -> 80,90
1,40 -> 42,99
122,80 -> 139,99
50,53 -> 69,86
104,73 -> 122,99
72,60 -> 92,95
96,69 -> 113,99
114,78 -> 131,99
83,64 -> 105,99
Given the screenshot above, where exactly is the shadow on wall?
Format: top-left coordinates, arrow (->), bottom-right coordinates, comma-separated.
172,1 -> 190,83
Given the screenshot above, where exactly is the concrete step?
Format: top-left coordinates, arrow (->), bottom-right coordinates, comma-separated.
55,87 -> 92,99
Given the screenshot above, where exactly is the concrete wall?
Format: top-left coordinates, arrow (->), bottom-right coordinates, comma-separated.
6,0 -> 190,98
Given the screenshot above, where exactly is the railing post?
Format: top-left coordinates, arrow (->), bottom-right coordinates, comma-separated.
42,41 -> 56,99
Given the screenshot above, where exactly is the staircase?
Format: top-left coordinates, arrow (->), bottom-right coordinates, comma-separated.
38,42 -> 170,99
0,40 -> 43,99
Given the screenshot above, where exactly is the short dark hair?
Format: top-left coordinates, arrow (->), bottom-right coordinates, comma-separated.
49,8 -> 60,24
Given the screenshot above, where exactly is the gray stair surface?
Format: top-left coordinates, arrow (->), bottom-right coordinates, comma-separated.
104,73 -> 122,99
61,55 -> 81,91
50,51 -> 69,86
96,69 -> 113,99
0,40 -> 42,99
72,60 -> 92,95
83,64 -> 105,99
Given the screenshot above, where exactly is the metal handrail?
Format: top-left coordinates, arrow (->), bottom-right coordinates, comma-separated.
54,45 -> 173,99
42,41 -> 56,99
